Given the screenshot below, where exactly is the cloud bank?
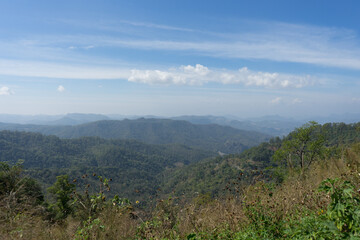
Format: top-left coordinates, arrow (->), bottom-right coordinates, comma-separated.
0,59 -> 313,89
128,64 -> 312,88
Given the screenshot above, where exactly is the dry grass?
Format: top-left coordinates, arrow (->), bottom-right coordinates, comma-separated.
176,198 -> 245,237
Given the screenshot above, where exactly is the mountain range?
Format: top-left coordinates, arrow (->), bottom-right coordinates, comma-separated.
0,118 -> 270,154
1,112 -> 359,137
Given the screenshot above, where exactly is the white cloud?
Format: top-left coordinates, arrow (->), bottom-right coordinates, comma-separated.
181,64 -> 209,76
57,85 -> 65,92
129,69 -> 183,85
128,64 -> 210,85
129,64 -> 312,88
0,86 -> 12,95
270,97 -> 282,104
219,67 -> 310,88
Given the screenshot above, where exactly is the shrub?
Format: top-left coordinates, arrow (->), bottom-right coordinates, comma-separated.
287,178 -> 360,239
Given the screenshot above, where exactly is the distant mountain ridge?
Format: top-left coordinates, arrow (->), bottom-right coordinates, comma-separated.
0,118 -> 270,154
1,113 -> 359,136
46,113 -> 110,125
0,113 -> 109,125
171,115 -> 304,136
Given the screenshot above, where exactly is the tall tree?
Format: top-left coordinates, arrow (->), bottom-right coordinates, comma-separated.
273,121 -> 325,173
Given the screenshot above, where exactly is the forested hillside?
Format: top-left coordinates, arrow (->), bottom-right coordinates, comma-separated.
1,122 -> 359,201
0,131 -> 214,201
161,141 -> 280,198
0,118 -> 270,154
162,122 -> 360,199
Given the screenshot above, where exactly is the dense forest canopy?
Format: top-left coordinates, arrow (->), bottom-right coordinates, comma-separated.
0,130 -> 215,201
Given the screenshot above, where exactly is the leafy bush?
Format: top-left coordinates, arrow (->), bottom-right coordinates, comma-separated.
287,178 -> 360,239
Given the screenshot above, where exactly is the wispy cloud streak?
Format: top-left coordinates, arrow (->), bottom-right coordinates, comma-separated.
0,59 -> 131,79
117,20 -> 195,32
1,20 -> 359,85
13,21 -> 360,70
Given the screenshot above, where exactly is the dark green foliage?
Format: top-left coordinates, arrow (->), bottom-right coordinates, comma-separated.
287,178 -> 360,239
322,122 -> 360,146
48,175 -> 75,220
242,202 -> 285,239
0,131 -> 214,202
0,162 -> 44,205
162,141 -> 277,198
319,178 -> 360,236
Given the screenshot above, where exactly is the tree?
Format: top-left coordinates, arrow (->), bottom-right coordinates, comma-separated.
273,121 -> 325,173
48,175 -> 75,220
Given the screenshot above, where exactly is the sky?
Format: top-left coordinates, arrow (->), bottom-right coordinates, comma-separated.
0,0 -> 359,118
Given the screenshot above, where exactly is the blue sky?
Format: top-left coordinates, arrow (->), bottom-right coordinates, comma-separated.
0,0 -> 359,118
